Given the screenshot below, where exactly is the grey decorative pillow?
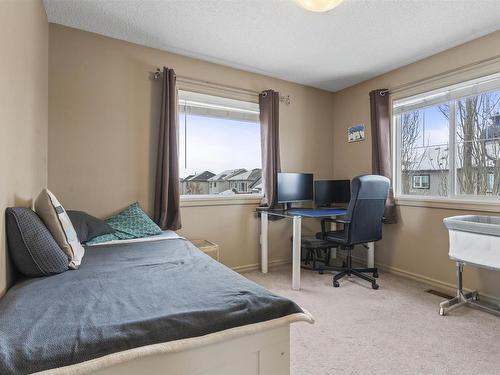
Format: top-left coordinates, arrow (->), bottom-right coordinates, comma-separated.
68,210 -> 114,243
5,207 -> 69,277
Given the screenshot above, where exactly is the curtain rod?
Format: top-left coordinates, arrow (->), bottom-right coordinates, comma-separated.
152,68 -> 291,105
379,53 -> 500,96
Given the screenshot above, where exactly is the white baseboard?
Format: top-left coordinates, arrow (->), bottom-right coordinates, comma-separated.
232,254 -> 500,306
232,258 -> 292,273
349,255 -> 500,306
376,262 -> 499,306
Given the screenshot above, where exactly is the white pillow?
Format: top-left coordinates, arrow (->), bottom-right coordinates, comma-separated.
34,188 -> 85,269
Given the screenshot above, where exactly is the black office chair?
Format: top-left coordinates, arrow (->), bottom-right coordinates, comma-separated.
317,175 -> 390,289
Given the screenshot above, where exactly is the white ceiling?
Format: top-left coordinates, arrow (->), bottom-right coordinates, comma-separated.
43,0 -> 500,92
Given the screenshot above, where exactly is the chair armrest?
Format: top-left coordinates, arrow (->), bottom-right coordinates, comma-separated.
321,217 -> 351,225
319,217 -> 350,240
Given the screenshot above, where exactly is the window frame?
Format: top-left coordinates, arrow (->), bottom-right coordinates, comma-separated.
393,71 -> 500,209
175,87 -> 263,204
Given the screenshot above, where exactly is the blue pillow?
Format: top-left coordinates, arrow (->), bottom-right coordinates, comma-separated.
67,210 -> 114,243
86,203 -> 162,245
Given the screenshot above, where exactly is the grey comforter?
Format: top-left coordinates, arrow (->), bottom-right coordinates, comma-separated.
0,238 -> 303,374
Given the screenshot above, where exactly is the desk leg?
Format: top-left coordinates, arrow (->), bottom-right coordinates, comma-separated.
292,216 -> 301,290
367,242 -> 374,268
261,211 -> 268,274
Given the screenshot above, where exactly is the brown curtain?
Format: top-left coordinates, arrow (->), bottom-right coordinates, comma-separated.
154,67 -> 181,230
370,89 -> 397,224
259,90 -> 281,208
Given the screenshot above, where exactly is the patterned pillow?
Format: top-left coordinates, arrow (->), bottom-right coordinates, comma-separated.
34,189 -> 85,269
85,233 -> 120,245
86,202 -> 161,245
5,207 -> 68,277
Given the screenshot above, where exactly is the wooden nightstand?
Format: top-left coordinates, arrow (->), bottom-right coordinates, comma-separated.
190,239 -> 220,261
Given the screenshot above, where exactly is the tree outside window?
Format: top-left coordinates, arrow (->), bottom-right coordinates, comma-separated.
395,74 -> 500,200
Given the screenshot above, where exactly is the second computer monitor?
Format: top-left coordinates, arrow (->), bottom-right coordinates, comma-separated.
314,180 -> 351,207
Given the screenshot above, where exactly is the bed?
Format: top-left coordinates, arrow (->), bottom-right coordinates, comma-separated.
0,233 -> 313,375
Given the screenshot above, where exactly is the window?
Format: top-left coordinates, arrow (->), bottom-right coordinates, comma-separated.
178,90 -> 262,197
412,175 -> 430,189
394,72 -> 500,200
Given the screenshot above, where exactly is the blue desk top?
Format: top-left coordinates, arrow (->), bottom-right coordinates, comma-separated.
285,208 -> 347,218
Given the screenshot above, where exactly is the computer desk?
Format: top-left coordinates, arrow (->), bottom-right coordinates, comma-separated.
259,208 -> 375,290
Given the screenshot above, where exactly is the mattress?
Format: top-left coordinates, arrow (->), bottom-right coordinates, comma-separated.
0,236 -> 310,374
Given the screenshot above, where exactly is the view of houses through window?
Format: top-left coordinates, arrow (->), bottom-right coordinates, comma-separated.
178,90 -> 262,196
398,104 -> 450,196
395,73 -> 500,199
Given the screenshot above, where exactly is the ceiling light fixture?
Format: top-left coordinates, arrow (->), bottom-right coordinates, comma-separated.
295,0 -> 344,12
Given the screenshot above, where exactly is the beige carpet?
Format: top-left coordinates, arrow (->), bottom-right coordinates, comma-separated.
243,266 -> 500,375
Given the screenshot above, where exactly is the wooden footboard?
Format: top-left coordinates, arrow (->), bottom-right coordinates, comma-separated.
34,312 -> 312,375
89,325 -> 290,375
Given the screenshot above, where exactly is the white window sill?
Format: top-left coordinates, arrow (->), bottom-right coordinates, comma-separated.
180,194 -> 262,207
396,195 -> 500,213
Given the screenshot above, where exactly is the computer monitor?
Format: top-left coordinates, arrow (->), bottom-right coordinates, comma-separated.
314,180 -> 351,207
277,173 -> 313,209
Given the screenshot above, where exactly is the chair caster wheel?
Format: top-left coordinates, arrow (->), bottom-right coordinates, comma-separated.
319,270 -> 324,275
333,281 -> 340,288
373,271 -> 379,278
372,283 -> 379,290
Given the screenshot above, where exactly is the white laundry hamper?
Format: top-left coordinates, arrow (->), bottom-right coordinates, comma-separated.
440,215 -> 500,316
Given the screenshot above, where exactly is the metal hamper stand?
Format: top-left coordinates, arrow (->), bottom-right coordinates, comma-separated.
439,262 -> 480,316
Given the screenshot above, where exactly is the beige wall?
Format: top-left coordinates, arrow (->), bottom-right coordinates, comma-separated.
332,30 -> 500,300
48,21 -> 500,294
0,0 -> 48,295
48,25 -> 335,270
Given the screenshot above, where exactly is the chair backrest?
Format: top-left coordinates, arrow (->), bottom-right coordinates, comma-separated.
344,175 -> 390,245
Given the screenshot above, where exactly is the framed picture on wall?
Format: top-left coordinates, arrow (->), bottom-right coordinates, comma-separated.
348,124 -> 365,143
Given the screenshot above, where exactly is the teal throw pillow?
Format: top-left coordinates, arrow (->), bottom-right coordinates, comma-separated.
85,202 -> 162,245
85,233 -> 120,245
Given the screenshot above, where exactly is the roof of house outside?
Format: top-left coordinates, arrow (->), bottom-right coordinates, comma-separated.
228,168 -> 262,182
250,181 -> 262,191
406,144 -> 497,172
406,146 -> 449,172
207,168 -> 247,182
180,174 -> 194,182
187,171 -> 216,182
249,177 -> 262,189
